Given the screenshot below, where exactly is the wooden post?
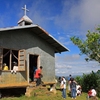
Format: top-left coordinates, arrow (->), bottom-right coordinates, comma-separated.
10,50 -> 12,70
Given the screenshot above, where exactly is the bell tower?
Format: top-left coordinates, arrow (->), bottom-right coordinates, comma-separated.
18,5 -> 33,26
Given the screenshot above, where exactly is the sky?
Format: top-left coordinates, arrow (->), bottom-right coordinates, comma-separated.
0,0 -> 100,76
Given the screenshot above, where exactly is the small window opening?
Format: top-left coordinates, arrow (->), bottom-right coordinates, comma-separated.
3,49 -> 18,71
25,22 -> 31,25
3,49 -> 10,70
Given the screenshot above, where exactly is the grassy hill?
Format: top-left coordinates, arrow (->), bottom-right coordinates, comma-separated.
0,85 -> 100,100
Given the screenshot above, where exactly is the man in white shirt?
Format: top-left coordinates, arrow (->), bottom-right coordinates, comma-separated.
60,77 -> 66,99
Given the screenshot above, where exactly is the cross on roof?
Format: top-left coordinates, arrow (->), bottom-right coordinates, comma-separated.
22,5 -> 29,16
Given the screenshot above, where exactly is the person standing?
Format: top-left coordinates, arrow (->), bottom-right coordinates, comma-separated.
34,66 -> 43,86
60,76 -> 66,99
68,74 -> 72,92
70,78 -> 77,99
68,74 -> 72,81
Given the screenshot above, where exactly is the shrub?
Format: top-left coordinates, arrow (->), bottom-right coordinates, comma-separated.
75,71 -> 100,97
96,72 -> 100,97
82,71 -> 99,92
75,76 -> 82,85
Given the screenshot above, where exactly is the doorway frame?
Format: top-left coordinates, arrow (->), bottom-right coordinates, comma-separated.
29,54 -> 40,82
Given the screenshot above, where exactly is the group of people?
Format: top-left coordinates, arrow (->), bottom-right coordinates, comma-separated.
59,75 -> 97,99
2,63 -> 97,99
68,75 -> 97,99
3,62 -> 43,86
59,76 -> 78,99
3,62 -> 18,74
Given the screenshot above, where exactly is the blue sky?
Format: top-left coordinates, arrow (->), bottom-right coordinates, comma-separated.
0,0 -> 100,76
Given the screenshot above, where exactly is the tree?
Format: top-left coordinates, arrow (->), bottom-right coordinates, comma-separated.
70,27 -> 100,97
70,28 -> 100,62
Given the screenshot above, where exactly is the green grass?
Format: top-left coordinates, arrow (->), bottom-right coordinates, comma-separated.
0,86 -> 100,100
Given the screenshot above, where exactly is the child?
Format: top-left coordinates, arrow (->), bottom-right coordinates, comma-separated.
76,85 -> 82,96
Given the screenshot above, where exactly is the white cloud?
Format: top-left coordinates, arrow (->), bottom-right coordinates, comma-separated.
79,0 -> 100,30
55,0 -> 100,36
0,0 -> 99,76
55,54 -> 100,76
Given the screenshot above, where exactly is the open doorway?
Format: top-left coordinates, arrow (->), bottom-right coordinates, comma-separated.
29,54 -> 38,82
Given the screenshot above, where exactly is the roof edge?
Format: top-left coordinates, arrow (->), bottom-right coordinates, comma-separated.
49,34 -> 70,52
0,24 -> 38,31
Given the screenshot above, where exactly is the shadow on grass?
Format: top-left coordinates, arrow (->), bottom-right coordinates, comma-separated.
67,92 -> 71,97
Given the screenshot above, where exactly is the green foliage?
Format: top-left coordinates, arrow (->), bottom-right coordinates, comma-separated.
75,71 -> 100,97
96,72 -> 100,97
75,76 -> 83,85
82,71 -> 99,91
70,26 -> 100,97
70,29 -> 100,62
97,78 -> 100,97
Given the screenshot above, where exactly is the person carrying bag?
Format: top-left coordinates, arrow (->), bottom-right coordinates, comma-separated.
60,77 -> 66,99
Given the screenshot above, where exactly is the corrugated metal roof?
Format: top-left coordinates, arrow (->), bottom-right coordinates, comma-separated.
0,25 -> 69,53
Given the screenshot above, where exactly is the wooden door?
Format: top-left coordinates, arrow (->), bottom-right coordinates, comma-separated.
18,49 -> 25,71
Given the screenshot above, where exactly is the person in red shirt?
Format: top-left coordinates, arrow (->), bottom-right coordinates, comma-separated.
87,86 -> 97,99
34,66 -> 43,86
